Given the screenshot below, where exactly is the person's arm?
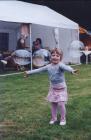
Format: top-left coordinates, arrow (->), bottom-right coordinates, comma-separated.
24,65 -> 49,77
59,63 -> 78,74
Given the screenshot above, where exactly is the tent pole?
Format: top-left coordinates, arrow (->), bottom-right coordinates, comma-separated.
29,23 -> 32,70
77,28 -> 80,64
54,27 -> 59,48
57,28 -> 60,49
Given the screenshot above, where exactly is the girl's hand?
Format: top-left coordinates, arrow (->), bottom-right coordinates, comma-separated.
72,69 -> 79,75
24,71 -> 28,78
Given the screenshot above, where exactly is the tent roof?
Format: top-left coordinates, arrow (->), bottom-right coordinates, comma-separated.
0,1 -> 78,29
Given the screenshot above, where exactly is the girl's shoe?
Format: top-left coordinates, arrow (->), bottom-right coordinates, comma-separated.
59,120 -> 66,126
49,119 -> 57,125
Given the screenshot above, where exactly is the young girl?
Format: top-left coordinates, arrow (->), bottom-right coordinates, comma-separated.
24,48 -> 78,125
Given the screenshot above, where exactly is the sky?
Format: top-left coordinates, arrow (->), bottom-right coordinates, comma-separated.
21,0 -> 91,30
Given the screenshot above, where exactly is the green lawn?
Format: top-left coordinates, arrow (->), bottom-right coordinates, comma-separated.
0,64 -> 91,140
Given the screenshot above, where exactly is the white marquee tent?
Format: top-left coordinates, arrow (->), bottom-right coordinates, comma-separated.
0,1 -> 79,64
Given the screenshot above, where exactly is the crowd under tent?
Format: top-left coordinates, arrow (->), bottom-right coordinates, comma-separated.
0,1 -> 79,65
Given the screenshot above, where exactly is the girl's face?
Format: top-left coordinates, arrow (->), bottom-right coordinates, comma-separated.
51,52 -> 61,64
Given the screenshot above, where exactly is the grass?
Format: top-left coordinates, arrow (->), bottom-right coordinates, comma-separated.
0,64 -> 91,140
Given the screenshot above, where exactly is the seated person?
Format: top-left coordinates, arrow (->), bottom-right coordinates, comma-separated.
36,38 -> 43,48
17,35 -> 27,50
3,35 -> 28,69
80,46 -> 91,64
32,38 -> 43,54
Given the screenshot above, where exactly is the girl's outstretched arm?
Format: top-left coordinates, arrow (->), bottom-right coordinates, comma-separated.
59,63 -> 79,75
24,65 -> 49,77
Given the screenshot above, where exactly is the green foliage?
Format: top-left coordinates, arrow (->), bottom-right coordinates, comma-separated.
0,64 -> 91,140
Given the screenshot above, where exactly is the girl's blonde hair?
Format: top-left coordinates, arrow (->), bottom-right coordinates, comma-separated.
50,48 -> 63,60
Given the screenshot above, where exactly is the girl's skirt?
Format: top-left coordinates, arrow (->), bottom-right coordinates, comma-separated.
47,83 -> 68,103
